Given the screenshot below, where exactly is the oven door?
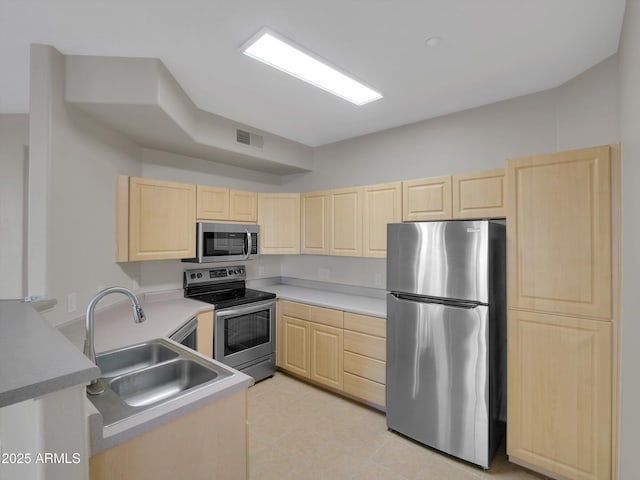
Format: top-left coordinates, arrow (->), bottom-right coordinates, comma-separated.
214,299 -> 275,368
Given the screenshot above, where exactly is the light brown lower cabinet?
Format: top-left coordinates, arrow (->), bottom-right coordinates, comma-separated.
279,301 -> 386,410
310,323 -> 343,390
507,309 -> 612,480
90,389 -> 247,480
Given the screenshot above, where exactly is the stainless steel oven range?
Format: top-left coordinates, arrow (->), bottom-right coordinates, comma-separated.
183,266 -> 276,382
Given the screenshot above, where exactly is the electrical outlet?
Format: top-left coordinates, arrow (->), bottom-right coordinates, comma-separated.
374,273 -> 383,287
66,292 -> 77,313
318,268 -> 330,281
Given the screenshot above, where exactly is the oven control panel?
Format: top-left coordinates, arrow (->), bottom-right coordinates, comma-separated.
184,265 -> 246,286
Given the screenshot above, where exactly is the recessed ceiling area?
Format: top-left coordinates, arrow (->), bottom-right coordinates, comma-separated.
0,0 -> 626,147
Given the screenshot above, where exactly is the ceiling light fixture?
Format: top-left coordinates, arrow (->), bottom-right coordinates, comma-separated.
241,28 -> 383,106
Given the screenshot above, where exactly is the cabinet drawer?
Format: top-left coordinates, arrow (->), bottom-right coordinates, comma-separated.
343,331 -> 386,361
310,305 -> 343,328
343,312 -> 386,338
344,351 -> 386,384
343,372 -> 385,407
282,301 -> 311,321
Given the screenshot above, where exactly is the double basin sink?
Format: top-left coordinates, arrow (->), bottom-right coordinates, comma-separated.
88,338 -> 233,426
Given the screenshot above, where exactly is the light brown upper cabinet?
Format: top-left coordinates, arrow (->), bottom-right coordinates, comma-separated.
258,193 -> 300,255
363,182 -> 402,258
196,185 -> 229,221
452,169 -> 506,219
329,187 -> 363,257
301,191 -> 330,255
196,185 -> 257,222
507,146 -> 613,319
229,189 -> 257,222
402,175 -> 452,221
117,176 -> 196,262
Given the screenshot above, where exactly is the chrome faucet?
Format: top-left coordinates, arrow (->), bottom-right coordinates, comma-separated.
84,287 -> 146,395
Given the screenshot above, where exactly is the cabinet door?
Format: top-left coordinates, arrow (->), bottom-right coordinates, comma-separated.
402,175 -> 452,221
196,185 -> 229,220
310,323 -> 343,390
128,177 -> 196,261
363,182 -> 402,258
507,309 -> 612,480
229,189 -> 257,223
507,146 -> 611,319
301,191 -> 330,255
329,187 -> 363,257
452,169 -> 505,219
282,316 -> 310,378
258,193 -> 300,254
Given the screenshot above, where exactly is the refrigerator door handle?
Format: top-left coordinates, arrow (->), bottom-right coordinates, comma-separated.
391,292 -> 483,309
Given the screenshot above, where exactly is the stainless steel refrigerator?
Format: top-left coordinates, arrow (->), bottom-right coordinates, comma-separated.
386,220 -> 506,468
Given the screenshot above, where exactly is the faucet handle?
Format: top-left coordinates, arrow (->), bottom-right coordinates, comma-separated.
134,304 -> 146,324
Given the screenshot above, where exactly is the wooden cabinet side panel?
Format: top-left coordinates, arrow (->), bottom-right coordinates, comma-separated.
507,146 -> 612,319
196,185 -> 229,220
90,389 -> 247,480
258,193 -> 300,254
310,323 -> 343,390
196,310 -> 214,358
128,177 -> 196,261
452,168 -> 506,219
282,316 -> 310,378
507,309 -> 612,480
115,175 -> 130,262
301,192 -> 330,255
229,189 -> 257,223
363,182 -> 402,258
329,187 -> 363,257
402,176 -> 452,221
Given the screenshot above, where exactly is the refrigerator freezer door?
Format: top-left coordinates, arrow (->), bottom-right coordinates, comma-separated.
387,221 -> 489,303
386,293 -> 490,467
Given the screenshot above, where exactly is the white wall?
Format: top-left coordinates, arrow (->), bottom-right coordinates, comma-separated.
29,45 -> 143,326
617,0 -> 640,477
0,114 -> 28,299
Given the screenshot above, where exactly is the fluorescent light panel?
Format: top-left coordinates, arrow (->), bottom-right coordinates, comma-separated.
242,30 -> 382,106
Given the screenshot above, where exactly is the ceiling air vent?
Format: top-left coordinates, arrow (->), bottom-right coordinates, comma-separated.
236,129 -> 264,148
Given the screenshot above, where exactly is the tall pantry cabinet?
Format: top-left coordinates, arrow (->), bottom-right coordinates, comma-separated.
506,145 -> 620,480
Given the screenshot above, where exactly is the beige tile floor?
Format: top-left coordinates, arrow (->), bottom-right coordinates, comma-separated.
248,372 -> 548,480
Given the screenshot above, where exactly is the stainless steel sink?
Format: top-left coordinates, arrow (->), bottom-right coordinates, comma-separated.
87,338 -> 233,426
96,340 -> 179,378
110,359 -> 220,407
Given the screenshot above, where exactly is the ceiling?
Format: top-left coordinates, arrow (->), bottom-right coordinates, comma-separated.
0,0 -> 626,147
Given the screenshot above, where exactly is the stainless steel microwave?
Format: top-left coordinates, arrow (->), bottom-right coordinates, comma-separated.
182,222 -> 259,263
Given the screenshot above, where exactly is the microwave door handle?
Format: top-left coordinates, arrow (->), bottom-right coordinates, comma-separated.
244,231 -> 252,259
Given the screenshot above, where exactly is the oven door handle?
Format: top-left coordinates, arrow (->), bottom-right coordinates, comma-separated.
244,230 -> 252,259
215,299 -> 275,318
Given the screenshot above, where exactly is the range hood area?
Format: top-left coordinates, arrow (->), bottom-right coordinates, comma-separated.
64,54 -> 313,175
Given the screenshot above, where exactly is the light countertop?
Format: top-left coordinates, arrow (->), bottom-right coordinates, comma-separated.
0,300 -> 99,408
59,290 -> 213,354
259,284 -> 386,318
